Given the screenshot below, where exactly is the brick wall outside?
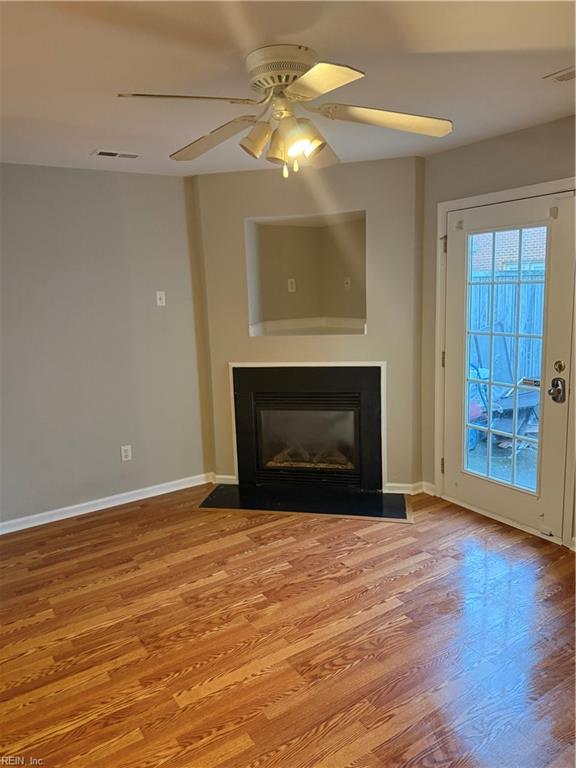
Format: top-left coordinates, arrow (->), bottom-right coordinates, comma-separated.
470,226 -> 546,280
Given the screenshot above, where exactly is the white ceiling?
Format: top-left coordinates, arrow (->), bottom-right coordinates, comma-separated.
1,2 -> 574,176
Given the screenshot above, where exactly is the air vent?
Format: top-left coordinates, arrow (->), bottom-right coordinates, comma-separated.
91,150 -> 140,159
542,66 -> 575,83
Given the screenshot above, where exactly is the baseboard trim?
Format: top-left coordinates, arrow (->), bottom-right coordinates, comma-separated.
214,474 -> 238,485
0,473 -> 214,535
384,482 -> 435,496
441,493 -> 564,546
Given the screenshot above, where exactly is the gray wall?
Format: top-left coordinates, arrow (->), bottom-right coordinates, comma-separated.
1,164 -> 208,521
193,157 -> 424,484
421,116 -> 575,483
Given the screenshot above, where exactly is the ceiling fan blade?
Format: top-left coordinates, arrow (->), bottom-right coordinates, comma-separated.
170,116 -> 256,161
118,92 -> 265,106
284,63 -> 364,101
316,103 -> 453,137
308,144 -> 340,168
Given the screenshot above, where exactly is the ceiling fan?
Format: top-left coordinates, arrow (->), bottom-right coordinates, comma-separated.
119,44 -> 453,177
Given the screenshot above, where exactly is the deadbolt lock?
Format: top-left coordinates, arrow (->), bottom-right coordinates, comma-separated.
547,377 -> 566,403
554,360 -> 566,373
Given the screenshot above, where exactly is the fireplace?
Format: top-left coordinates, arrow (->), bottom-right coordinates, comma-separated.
201,364 -> 405,520
233,366 -> 383,490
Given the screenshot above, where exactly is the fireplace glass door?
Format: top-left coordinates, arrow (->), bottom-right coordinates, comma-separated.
257,409 -> 358,472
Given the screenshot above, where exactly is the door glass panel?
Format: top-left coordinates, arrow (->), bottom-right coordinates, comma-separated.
519,283 -> 545,335
520,227 -> 547,280
490,385 -> 515,435
465,428 -> 488,476
464,225 -> 547,492
493,283 -> 517,333
489,434 -> 514,483
468,284 -> 492,331
517,337 -> 542,383
468,333 -> 491,379
515,439 -> 538,491
494,229 -> 520,280
491,335 -> 516,385
516,387 -> 540,439
469,232 -> 493,280
466,381 -> 488,428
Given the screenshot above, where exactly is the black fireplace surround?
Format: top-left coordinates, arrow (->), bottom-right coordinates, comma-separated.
233,366 -> 382,491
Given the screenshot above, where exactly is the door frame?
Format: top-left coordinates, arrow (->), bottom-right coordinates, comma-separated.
434,178 -> 575,547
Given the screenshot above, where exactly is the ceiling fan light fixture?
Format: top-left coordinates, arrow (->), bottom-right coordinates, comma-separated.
278,117 -> 327,159
276,115 -> 315,160
276,115 -> 300,140
239,121 -> 272,159
267,117 -> 329,174
266,127 -> 287,165
287,139 -> 310,158
296,118 -> 327,159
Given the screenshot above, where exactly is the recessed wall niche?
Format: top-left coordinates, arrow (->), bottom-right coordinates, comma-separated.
245,211 -> 366,336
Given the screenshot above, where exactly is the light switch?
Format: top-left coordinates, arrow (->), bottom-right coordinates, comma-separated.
156,290 -> 166,307
287,278 -> 296,293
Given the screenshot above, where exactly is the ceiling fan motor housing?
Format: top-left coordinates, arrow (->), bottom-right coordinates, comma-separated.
245,44 -> 318,93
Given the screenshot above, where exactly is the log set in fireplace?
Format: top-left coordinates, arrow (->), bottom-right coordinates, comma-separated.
233,366 -> 382,490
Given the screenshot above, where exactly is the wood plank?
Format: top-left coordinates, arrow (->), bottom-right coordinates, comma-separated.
0,486 -> 573,767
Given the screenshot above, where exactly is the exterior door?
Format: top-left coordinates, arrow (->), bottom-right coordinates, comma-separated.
443,194 -> 574,538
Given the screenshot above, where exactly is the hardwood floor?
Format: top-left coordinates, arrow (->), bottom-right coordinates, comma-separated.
1,485 -> 574,767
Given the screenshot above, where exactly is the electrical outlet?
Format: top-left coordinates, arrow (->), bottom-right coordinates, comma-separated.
120,445 -> 132,462
156,290 -> 166,307
287,278 -> 296,293
344,277 -> 352,291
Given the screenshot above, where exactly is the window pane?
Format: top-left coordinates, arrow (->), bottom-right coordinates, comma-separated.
468,284 -> 491,331
494,230 -> 519,281
516,387 -> 540,439
468,334 -> 490,379
465,428 -> 487,476
493,283 -> 517,333
489,435 -> 513,484
519,282 -> 544,336
492,335 -> 516,384
520,227 -> 547,281
517,337 -> 542,382
467,381 -> 488,427
515,440 -> 538,491
468,283 -> 492,331
469,232 -> 493,281
490,385 -> 515,435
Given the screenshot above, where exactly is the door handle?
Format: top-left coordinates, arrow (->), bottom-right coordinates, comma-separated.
547,377 -> 566,403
